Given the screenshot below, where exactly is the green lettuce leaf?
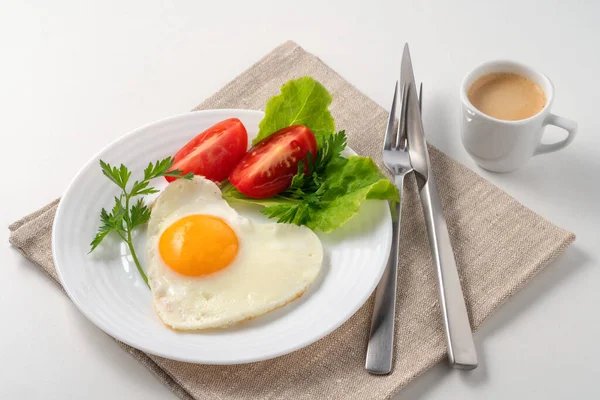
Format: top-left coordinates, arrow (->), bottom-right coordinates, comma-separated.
254,77 -> 335,146
304,156 -> 399,232
222,156 -> 399,232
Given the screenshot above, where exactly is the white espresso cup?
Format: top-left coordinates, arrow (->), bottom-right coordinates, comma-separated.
460,61 -> 577,172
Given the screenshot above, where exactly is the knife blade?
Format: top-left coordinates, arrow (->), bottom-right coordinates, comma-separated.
400,46 -> 429,185
401,43 -> 478,369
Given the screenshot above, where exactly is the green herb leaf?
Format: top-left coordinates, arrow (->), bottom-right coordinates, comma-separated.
254,77 -> 335,146
90,229 -> 113,252
130,180 -> 159,197
89,205 -> 124,252
315,130 -> 347,173
260,203 -> 310,226
100,160 -> 131,190
260,192 -> 320,226
143,158 -> 174,180
130,180 -> 148,194
129,198 -> 151,229
163,170 -> 194,179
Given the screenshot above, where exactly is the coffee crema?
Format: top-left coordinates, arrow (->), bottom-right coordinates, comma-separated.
467,72 -> 546,121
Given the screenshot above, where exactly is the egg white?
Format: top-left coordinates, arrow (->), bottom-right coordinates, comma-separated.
146,176 -> 323,330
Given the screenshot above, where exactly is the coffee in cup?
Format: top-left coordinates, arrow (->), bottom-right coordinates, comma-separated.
467,72 -> 546,121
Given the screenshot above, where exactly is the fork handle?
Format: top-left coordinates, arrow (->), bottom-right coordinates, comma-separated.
419,178 -> 478,369
365,174 -> 405,375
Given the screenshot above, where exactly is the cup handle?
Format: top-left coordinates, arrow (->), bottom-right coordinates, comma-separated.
535,113 -> 577,155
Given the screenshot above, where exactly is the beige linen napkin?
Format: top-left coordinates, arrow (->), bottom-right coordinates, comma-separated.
9,41 -> 575,400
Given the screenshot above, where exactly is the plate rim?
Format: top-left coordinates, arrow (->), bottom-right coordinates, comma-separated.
52,109 -> 392,364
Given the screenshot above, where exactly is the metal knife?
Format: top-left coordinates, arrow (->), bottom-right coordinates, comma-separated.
401,43 -> 478,369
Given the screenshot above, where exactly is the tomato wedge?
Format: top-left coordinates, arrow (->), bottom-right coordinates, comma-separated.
166,118 -> 248,182
229,125 -> 317,198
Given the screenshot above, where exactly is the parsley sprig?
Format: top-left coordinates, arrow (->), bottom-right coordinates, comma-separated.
89,157 -> 193,288
260,130 -> 346,225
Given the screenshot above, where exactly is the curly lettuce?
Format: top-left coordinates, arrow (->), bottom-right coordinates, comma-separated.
254,77 -> 335,147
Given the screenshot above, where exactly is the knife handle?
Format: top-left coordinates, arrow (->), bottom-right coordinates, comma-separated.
420,178 -> 478,369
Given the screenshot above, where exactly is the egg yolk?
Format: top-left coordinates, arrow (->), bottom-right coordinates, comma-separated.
159,215 -> 239,276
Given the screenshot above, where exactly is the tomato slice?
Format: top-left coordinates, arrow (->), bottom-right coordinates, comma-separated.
166,118 -> 248,182
229,125 -> 317,198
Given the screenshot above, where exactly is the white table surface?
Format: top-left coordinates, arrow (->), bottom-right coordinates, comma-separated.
2,0 -> 599,398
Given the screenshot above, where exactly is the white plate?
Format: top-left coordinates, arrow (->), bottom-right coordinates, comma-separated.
53,109 -> 392,364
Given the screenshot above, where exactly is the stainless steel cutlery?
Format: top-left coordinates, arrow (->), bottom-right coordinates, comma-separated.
366,43 -> 477,374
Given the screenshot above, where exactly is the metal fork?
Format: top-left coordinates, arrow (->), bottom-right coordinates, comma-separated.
365,81 -> 422,374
